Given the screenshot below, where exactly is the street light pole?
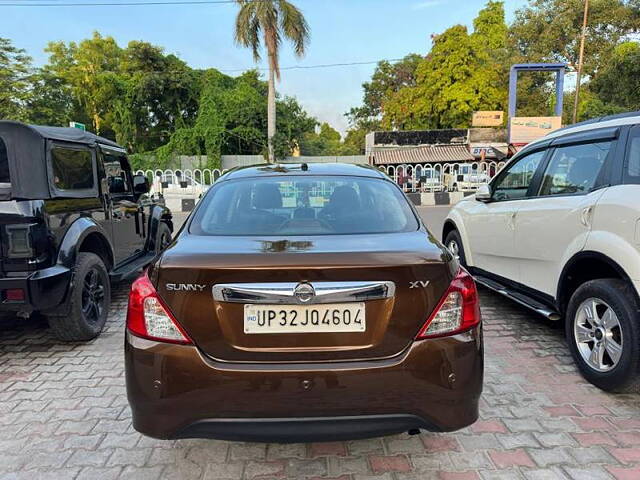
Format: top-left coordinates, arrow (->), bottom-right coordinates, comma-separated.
573,0 -> 590,124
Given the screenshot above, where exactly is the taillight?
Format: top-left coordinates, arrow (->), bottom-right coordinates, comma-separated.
126,272 -> 192,345
6,224 -> 34,258
416,268 -> 481,339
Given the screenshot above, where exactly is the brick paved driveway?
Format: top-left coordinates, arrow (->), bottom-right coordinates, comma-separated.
1,284 -> 639,480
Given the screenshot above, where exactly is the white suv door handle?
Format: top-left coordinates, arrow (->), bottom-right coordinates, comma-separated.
581,206 -> 594,228
508,211 -> 517,231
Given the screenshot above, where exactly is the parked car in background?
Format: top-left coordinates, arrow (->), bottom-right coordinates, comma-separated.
0,121 -> 173,341
151,171 -> 212,197
419,168 -> 446,192
445,163 -> 491,192
126,163 -> 483,442
443,111 -> 640,392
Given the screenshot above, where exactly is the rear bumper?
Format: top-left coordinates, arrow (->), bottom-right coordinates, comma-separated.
176,415 -> 434,443
125,326 -> 484,442
0,265 -> 70,312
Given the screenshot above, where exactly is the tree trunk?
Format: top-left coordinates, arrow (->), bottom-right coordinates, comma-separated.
267,54 -> 276,163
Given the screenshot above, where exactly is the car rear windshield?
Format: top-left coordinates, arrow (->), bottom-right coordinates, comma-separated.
190,175 -> 419,236
0,137 -> 9,184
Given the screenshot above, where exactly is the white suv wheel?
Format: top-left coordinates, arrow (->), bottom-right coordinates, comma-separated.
574,297 -> 624,372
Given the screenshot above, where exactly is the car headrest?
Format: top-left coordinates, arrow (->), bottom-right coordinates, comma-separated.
328,186 -> 360,209
253,183 -> 282,209
567,157 -> 602,188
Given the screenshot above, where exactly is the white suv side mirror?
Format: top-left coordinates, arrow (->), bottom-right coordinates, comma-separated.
476,184 -> 491,202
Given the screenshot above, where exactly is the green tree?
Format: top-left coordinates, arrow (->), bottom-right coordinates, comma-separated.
339,128 -> 367,155
299,122 -> 342,156
275,95 -> 316,157
234,0 -> 310,162
46,32 -> 123,135
346,54 -> 422,128
156,69 -> 229,169
508,0 -> 640,121
510,0 -> 640,78
591,41 -> 640,112
26,67 -> 77,126
0,38 -> 32,121
153,69 -> 316,167
383,1 -> 507,129
112,41 -> 201,151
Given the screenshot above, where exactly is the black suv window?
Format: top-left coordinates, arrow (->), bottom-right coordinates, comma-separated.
51,147 -> 94,191
539,141 -> 612,196
492,150 -> 545,201
103,152 -> 131,195
0,137 -> 9,184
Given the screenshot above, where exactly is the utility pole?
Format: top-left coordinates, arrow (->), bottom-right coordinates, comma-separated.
573,0 -> 590,124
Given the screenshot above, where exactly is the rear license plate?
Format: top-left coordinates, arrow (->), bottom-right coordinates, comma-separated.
244,303 -> 366,334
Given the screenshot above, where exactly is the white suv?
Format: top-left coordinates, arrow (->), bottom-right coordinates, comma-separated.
444,112 -> 640,392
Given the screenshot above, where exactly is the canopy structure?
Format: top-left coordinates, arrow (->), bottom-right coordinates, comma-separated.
0,121 -> 121,200
371,145 -> 475,165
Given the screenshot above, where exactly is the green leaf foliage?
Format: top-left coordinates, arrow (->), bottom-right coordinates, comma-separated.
0,37 -> 33,121
591,41 -> 640,112
348,0 -> 640,133
382,1 -> 508,130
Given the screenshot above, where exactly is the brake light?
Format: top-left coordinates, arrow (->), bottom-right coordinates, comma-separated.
4,289 -> 25,302
416,268 -> 481,339
126,272 -> 192,344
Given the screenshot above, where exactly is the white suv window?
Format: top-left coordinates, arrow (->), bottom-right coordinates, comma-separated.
626,128 -> 640,179
538,141 -> 612,196
492,150 -> 545,201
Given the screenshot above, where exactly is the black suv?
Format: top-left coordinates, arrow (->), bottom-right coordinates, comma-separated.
0,121 -> 172,341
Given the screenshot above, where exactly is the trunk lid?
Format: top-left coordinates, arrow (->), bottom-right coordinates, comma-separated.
153,231 -> 454,363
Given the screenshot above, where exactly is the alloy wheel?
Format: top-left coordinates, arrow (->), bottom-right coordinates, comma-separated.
447,239 -> 460,261
81,267 -> 105,325
574,297 -> 624,372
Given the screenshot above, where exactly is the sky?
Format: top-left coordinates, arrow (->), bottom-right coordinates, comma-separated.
2,0 -> 530,134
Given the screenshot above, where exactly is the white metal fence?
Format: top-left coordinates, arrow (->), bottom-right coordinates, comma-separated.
136,160 -> 508,195
381,161 -> 507,193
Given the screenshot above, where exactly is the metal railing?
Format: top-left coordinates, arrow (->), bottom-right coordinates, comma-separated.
136,168 -> 227,195
381,161 -> 507,193
136,161 -> 509,195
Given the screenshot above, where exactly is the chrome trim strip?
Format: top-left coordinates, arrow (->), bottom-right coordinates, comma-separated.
212,281 -> 396,305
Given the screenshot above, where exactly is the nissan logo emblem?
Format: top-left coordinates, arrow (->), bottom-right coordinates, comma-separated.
294,282 -> 315,303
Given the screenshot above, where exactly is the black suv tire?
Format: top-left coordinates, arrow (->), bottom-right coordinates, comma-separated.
157,222 -> 172,252
565,279 -> 640,393
48,252 -> 111,342
444,229 -> 467,267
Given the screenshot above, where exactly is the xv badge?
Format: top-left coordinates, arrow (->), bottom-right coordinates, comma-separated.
409,281 -> 430,289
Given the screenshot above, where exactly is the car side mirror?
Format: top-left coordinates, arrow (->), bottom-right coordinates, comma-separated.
476,184 -> 492,202
133,174 -> 150,195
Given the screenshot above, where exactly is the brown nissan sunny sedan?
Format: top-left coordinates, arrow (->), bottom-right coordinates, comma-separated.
125,163 -> 483,442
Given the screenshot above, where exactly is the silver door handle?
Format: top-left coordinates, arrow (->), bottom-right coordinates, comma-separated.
581,206 -> 594,228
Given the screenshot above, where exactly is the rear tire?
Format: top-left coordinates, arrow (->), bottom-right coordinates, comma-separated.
565,279 -> 640,393
444,230 -> 467,268
48,252 -> 111,342
156,222 -> 172,253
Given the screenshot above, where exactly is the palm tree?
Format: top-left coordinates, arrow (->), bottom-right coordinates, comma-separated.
234,0 -> 310,162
